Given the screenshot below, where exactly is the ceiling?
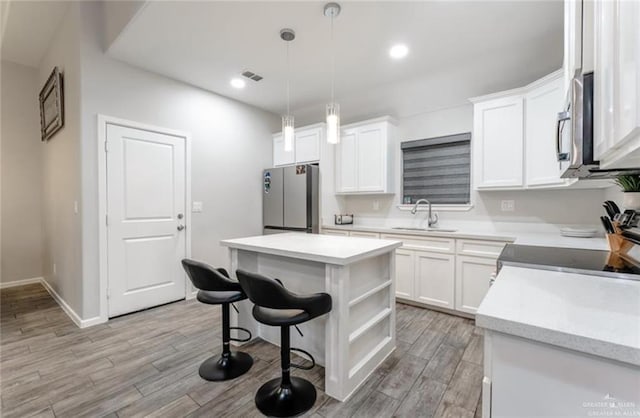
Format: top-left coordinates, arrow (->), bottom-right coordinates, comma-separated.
1,0 -> 70,67
109,1 -> 563,122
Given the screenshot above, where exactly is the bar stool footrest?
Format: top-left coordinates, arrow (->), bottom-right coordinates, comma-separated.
229,326 -> 252,343
290,347 -> 315,370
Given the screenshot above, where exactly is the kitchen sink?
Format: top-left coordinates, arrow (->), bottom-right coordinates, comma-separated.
391,227 -> 457,233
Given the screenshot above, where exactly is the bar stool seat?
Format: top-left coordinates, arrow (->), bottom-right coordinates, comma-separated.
237,269 -> 332,418
197,290 -> 245,305
182,260 -> 254,382
253,307 -> 308,326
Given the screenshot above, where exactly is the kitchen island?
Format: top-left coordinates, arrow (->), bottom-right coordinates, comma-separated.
220,232 -> 402,401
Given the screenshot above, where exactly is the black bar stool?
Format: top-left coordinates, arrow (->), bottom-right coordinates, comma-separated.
181,259 -> 254,381
236,269 -> 332,418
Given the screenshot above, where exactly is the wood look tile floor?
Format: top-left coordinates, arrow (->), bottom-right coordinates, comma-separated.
0,284 -> 483,418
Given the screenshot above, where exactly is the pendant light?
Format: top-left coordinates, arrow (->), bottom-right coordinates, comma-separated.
281,28 -> 296,152
324,2 -> 341,145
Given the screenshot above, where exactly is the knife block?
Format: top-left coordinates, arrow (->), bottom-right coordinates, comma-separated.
606,233 -> 635,254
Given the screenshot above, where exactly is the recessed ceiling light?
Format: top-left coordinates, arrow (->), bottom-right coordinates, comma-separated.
389,44 -> 409,59
230,78 -> 246,89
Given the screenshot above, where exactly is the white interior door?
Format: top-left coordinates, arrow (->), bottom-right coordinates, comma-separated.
106,124 -> 187,317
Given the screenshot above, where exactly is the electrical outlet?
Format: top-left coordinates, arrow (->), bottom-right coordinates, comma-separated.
192,201 -> 203,213
501,200 -> 515,212
373,200 -> 380,211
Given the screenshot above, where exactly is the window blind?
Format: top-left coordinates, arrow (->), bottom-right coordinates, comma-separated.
401,132 -> 471,205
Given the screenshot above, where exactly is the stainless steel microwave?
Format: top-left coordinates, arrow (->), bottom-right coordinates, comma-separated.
557,71 -> 640,179
557,71 -> 598,178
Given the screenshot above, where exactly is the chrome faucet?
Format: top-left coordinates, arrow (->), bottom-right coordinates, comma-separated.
410,199 -> 439,227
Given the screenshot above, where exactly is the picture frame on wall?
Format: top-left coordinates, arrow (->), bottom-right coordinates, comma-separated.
39,67 -> 64,141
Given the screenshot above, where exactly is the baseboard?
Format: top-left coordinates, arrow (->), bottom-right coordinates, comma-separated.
0,277 -> 44,289
40,279 -> 104,328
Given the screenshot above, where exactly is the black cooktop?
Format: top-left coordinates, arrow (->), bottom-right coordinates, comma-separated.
497,244 -> 640,280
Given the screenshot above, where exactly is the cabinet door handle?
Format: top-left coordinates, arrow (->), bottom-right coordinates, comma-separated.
177,225 -> 185,231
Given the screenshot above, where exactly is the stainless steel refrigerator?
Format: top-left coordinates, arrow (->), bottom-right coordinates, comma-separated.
263,164 -> 319,234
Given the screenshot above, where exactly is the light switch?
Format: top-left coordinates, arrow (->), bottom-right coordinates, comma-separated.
192,201 -> 203,213
501,200 -> 515,212
74,201 -> 79,214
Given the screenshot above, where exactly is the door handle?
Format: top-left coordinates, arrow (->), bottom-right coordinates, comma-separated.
177,225 -> 185,231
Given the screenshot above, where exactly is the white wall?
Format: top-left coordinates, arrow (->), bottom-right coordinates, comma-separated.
77,2 -> 279,319
339,104 -> 609,226
37,5 -> 84,315
0,61 -> 44,283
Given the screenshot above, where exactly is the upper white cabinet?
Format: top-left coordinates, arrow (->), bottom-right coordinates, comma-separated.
472,71 -> 579,191
335,117 -> 396,194
525,75 -> 567,187
295,127 -> 322,163
593,0 -> 640,169
272,124 -> 323,167
336,128 -> 358,192
473,95 -> 525,189
563,0 -> 583,90
273,133 -> 295,167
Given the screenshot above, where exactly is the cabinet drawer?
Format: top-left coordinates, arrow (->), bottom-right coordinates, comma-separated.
323,229 -> 350,237
456,239 -> 507,258
349,231 -> 380,239
380,234 -> 454,253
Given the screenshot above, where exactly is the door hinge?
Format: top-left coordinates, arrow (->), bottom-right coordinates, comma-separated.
105,214 -> 109,226
104,140 -> 108,153
106,288 -> 110,299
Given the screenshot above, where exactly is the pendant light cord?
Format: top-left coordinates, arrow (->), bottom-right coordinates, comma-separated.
330,14 -> 335,103
286,41 -> 291,116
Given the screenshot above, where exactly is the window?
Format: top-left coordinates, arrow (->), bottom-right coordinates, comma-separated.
401,132 -> 471,205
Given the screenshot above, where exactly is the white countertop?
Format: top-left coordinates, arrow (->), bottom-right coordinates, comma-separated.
476,266 -> 640,366
221,232 -> 402,266
322,224 -> 609,251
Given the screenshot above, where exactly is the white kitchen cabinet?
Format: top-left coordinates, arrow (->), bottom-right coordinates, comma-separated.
273,134 -> 295,167
484,330 -> 640,418
594,0 -> 640,169
455,255 -> 495,315
336,128 -> 358,192
563,0 -> 583,91
295,126 -> 322,163
394,249 -> 415,300
470,70 -> 607,191
524,74 -> 570,187
335,117 -> 396,194
272,124 -> 323,167
414,251 -> 455,309
472,95 -> 525,189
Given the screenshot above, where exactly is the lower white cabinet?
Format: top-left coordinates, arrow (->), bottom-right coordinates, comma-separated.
415,251 -> 455,309
455,255 -> 495,315
325,228 -> 506,315
484,330 -> 640,417
394,249 -> 415,300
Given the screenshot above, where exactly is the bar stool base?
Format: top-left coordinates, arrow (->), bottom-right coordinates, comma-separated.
198,351 -> 253,381
255,376 -> 317,417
